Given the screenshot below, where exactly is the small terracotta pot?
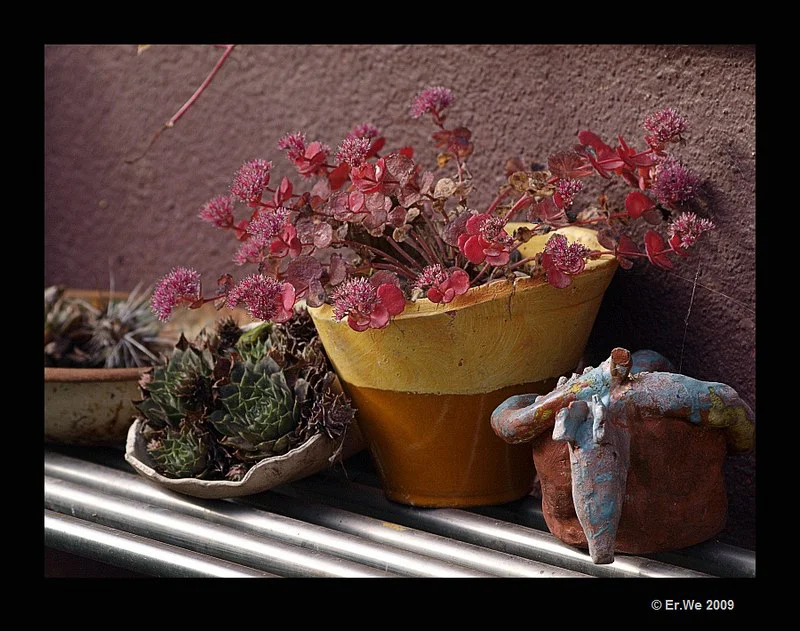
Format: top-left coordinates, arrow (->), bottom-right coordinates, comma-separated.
44,289 -> 249,446
309,227 -> 618,507
533,417 -> 729,555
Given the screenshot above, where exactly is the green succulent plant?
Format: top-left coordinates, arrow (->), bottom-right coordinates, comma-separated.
135,309 -> 355,480
135,337 -> 213,427
234,321 -> 272,363
210,357 -> 308,461
147,425 -> 210,478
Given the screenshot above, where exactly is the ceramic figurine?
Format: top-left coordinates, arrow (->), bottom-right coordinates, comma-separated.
491,348 -> 755,563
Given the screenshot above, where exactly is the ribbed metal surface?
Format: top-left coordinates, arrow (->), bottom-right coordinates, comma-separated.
45,510 -> 276,578
45,476 -> 395,578
45,452 -> 489,578
44,446 -> 755,578
275,477 -> 712,578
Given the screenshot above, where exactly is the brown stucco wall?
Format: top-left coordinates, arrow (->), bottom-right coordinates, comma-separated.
44,44 -> 755,549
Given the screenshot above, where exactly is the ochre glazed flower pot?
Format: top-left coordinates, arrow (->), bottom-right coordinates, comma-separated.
309,226 -> 618,507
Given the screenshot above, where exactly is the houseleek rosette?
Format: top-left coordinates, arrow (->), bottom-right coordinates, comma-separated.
209,357 -> 308,461
135,311 -> 355,481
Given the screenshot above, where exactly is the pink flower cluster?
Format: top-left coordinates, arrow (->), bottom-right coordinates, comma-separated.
278,131 -> 330,177
198,195 -> 235,229
226,273 -> 295,323
643,108 -> 688,149
336,136 -> 371,168
652,158 -> 700,207
458,213 -> 514,266
668,212 -> 715,251
414,265 -> 470,304
331,277 -> 405,332
151,267 -> 202,322
347,123 -> 380,140
541,234 -> 591,289
553,179 -> 583,210
230,159 -> 272,205
409,86 -> 454,119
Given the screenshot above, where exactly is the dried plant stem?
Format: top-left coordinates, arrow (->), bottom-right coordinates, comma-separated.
678,264 -> 700,373
126,45 -> 236,164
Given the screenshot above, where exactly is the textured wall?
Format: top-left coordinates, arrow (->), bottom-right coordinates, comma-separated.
44,44 -> 756,549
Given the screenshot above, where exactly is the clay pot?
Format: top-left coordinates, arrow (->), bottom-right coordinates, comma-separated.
534,417 -> 729,554
44,289 -> 248,446
309,227 -> 617,507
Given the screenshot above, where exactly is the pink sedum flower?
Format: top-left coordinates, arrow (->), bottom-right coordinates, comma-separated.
668,212 -> 714,251
347,123 -> 380,140
199,195 -> 236,229
277,132 -> 307,161
414,265 -> 470,304
279,132 -> 330,177
230,159 -> 272,204
541,233 -> 590,288
643,108 -> 688,148
331,277 -> 405,332
233,238 -> 266,266
247,207 -> 289,244
457,213 -> 514,266
226,273 -> 296,323
336,136 -> 371,168
410,86 -> 454,119
652,158 -> 700,207
151,267 -> 202,322
553,179 -> 583,210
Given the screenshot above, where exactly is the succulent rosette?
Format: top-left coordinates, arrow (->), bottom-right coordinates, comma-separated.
134,311 -> 356,480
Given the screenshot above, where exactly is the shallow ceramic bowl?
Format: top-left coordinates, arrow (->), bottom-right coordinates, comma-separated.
44,289 -> 250,446
125,417 -> 366,498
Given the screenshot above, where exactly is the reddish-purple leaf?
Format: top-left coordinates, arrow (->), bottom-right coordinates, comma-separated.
313,223 -> 333,248
643,230 -> 673,269
548,151 -> 593,179
577,130 -> 612,154
276,177 -> 293,204
625,191 -> 656,219
398,147 -> 414,159
369,270 -> 400,288
442,213 -> 471,247
305,280 -> 326,307
616,234 -> 639,256
597,229 -> 618,251
327,253 -> 347,285
419,171 -> 435,195
366,137 -> 386,158
384,153 -> 417,188
328,163 -> 350,192
387,206 -> 408,228
642,208 -> 662,225
286,255 -> 323,291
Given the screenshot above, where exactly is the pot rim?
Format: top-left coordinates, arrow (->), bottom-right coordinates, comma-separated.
44,366 -> 149,383
310,225 -> 617,322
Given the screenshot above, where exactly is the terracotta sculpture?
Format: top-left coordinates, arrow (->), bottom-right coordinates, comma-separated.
491,348 -> 755,563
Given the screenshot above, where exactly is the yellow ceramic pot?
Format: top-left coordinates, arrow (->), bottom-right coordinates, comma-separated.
309,226 -> 618,507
